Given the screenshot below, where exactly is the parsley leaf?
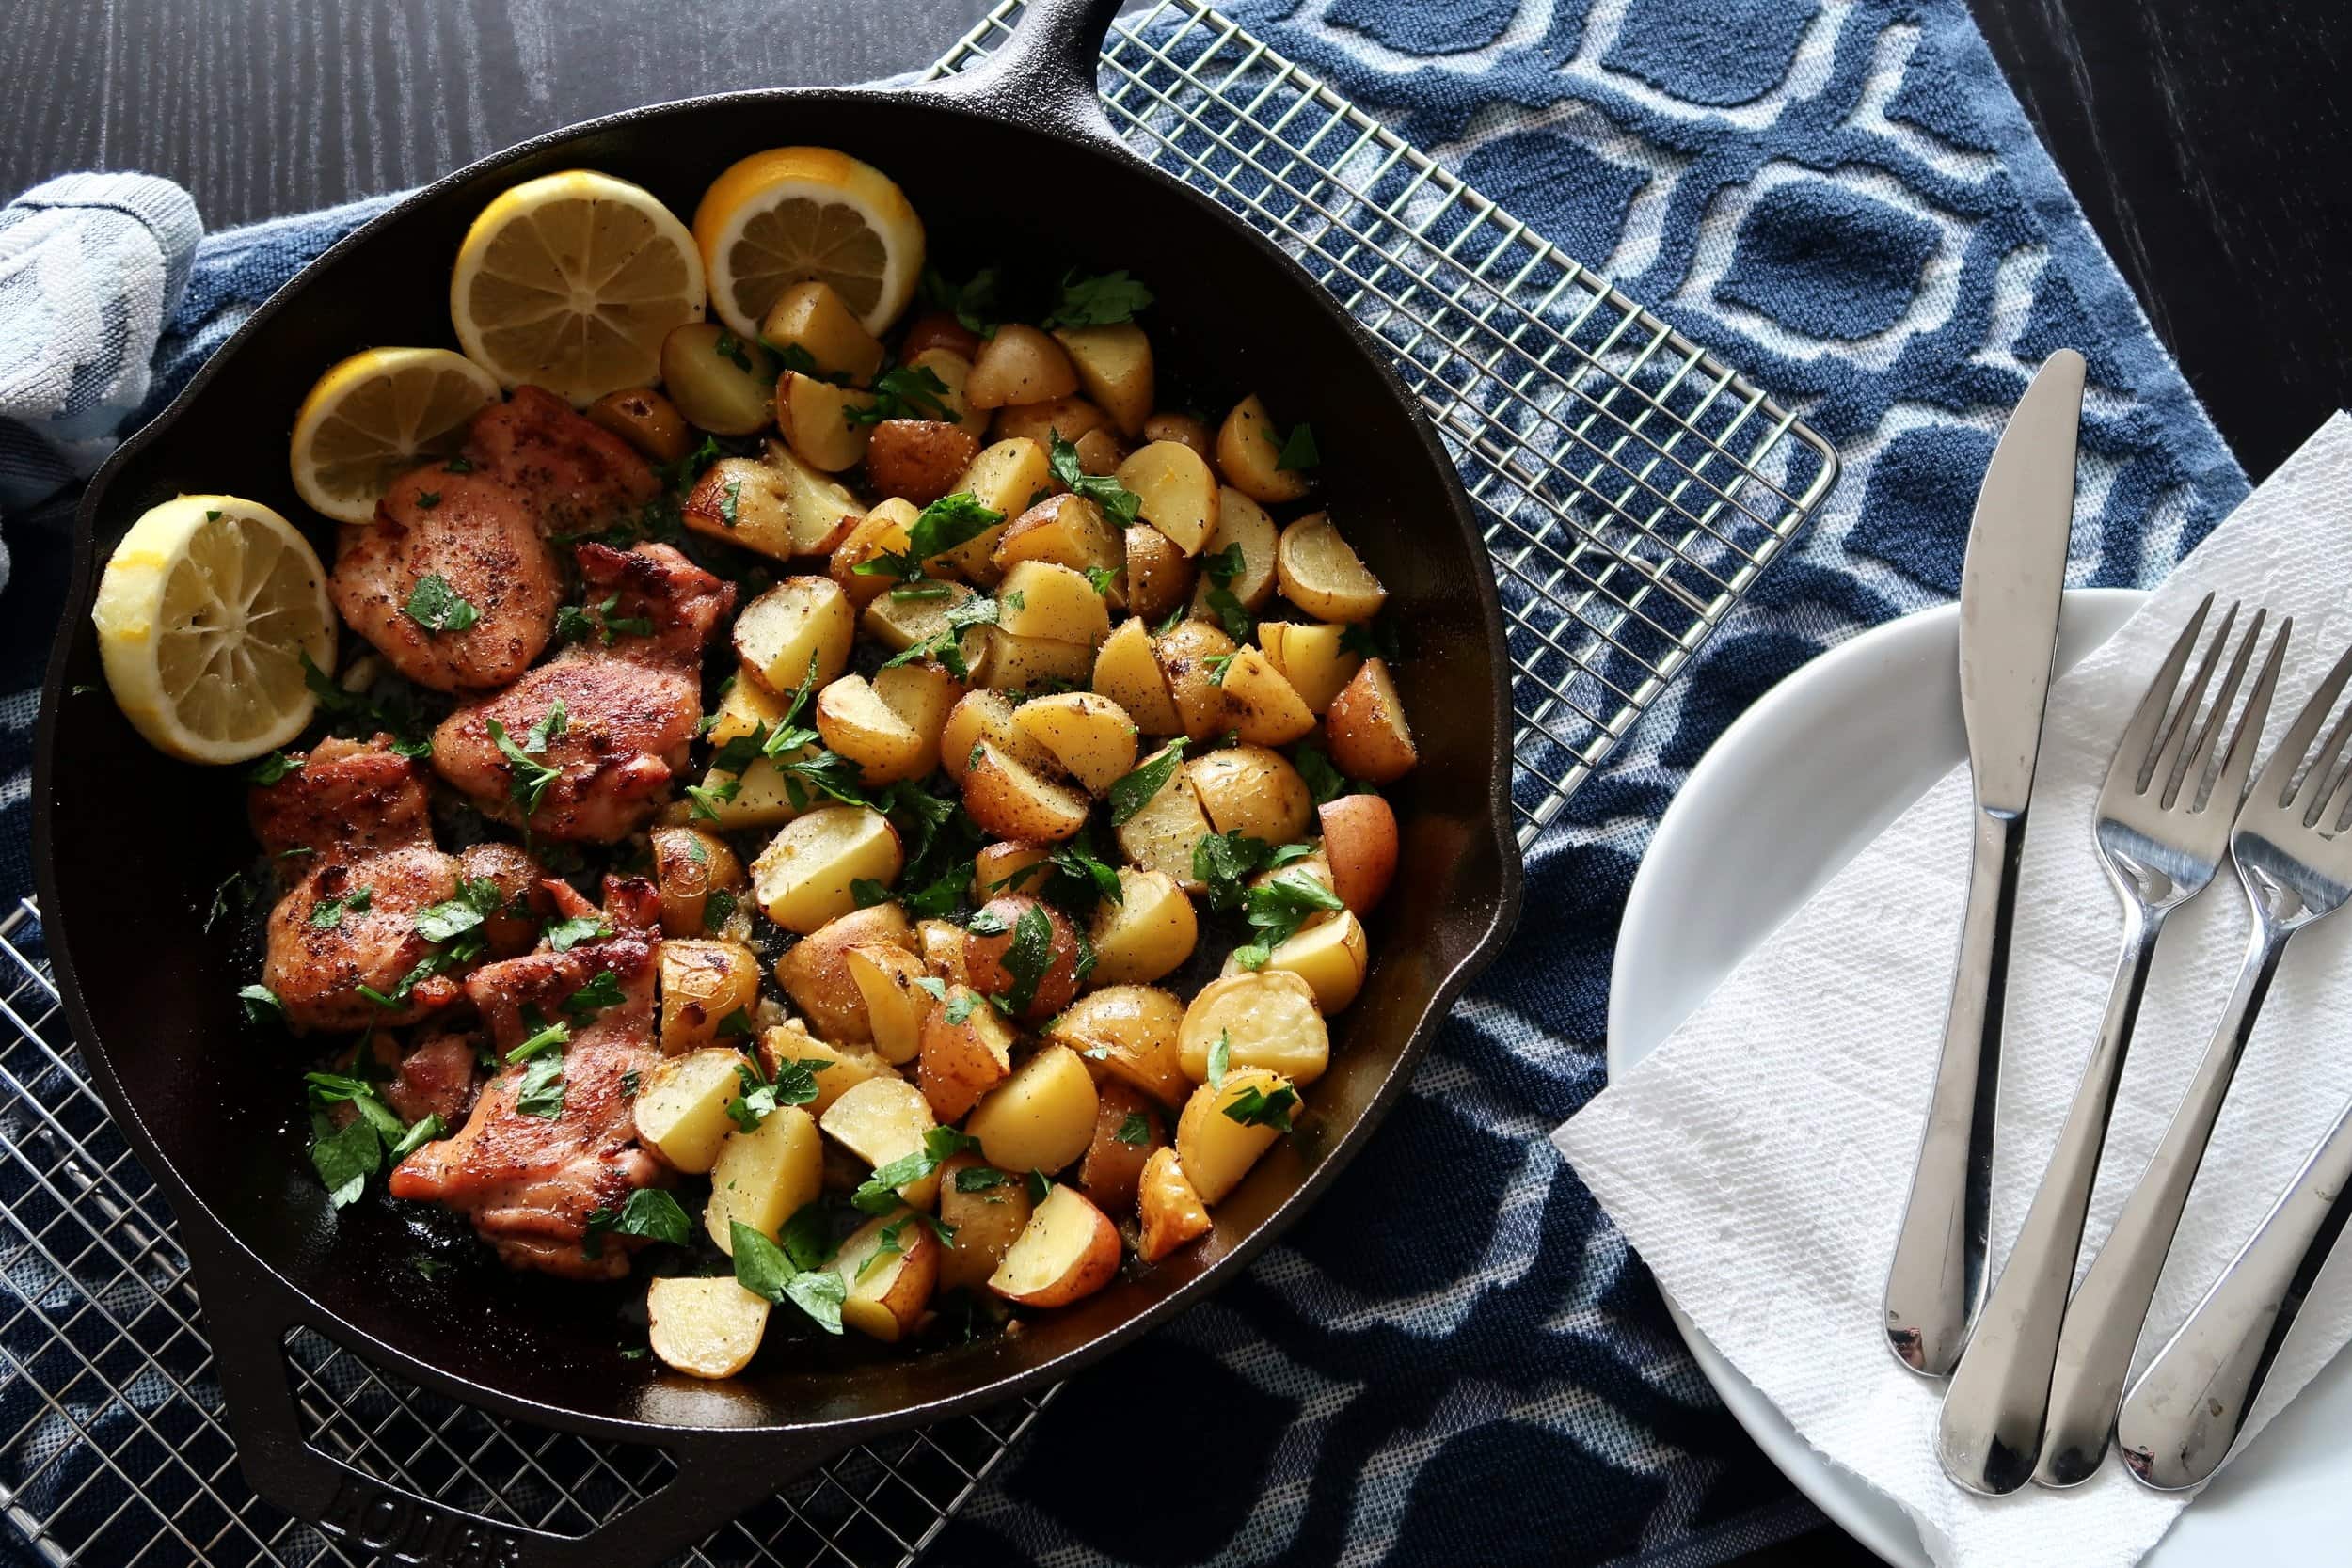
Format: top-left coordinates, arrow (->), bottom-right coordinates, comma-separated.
731,1221 -> 847,1334
850,878 -> 891,908
853,1127 -> 981,1213
685,777 -> 740,821
1041,269 -> 1154,328
1232,867 -> 1347,970
845,364 -> 955,426
1340,620 -> 1403,662
309,1112 -> 380,1208
718,478 -> 742,528
1047,435 -> 1141,526
1107,739 -> 1187,827
1025,1168 -> 1051,1206
1223,1082 -> 1300,1131
1086,564 -> 1119,596
487,718 -> 563,818
880,594 -> 998,681
1193,830 -> 1278,911
582,1188 -> 693,1257
1276,421 -> 1321,471
853,492 -> 1003,583
505,1019 -> 570,1063
954,1164 -> 1010,1193
1115,1113 -> 1152,1147
563,971 -> 627,1017
1207,1030 -> 1232,1089
246,751 -> 300,785
781,1201 -> 836,1272
1295,744 -> 1348,803
544,914 -> 611,952
996,904 -> 1056,1016
1200,544 -> 1246,583
237,983 -> 283,1025
516,1051 -> 565,1118
524,699 -> 568,753
966,908 -> 1012,937
703,888 -> 739,933
918,264 -> 1002,337
402,574 -> 480,634
310,885 -> 373,927
943,991 -> 978,1026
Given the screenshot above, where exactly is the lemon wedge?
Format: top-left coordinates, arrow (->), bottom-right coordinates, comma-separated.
289,346 -> 501,524
450,169 -> 706,406
692,147 -> 924,340
91,496 -> 337,765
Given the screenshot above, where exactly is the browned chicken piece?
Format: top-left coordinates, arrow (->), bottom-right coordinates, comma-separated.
389,884 -> 665,1280
249,736 -> 463,1031
329,385 -> 660,693
347,1029 -> 485,1128
456,842 -> 551,958
430,543 -> 734,842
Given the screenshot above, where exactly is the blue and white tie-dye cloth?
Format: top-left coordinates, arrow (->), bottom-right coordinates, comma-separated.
0,0 -> 2249,1563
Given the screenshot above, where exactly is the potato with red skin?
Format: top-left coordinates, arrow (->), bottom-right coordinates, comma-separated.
936,1152 -> 1034,1291
1122,526 -> 1195,623
864,420 -> 980,506
916,984 -> 1016,1122
988,1184 -> 1122,1307
899,311 -> 982,360
1319,794 -> 1398,914
1079,1080 -> 1166,1214
1325,657 -> 1418,784
962,895 -> 1081,1023
775,903 -> 914,1044
1137,1146 -> 1213,1261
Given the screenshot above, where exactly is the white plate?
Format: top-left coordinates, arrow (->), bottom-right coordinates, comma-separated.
1607,589 -> 2352,1566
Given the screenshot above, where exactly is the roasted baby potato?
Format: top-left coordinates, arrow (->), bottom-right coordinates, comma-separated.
1178,970 -> 1330,1085
1326,657 -> 1418,783
843,942 -> 932,1064
870,660 -> 962,777
585,386 -> 692,463
965,324 -> 1079,409
1141,411 -> 1214,462
647,1276 -> 770,1379
916,983 -> 1018,1122
683,446 -> 863,561
993,493 -> 1123,587
650,825 -> 747,939
775,902 -> 914,1043
706,1103 -> 824,1251
819,1076 -> 943,1207
751,806 -> 904,933
901,311 -> 982,360
759,279 -> 885,385
829,498 -> 918,607
1235,907 -> 1370,1013
1114,441 -> 1218,554
1092,617 -> 1184,735
658,938 -> 763,1054
632,1047 -> 749,1173
915,917 -> 969,985
691,746 -> 819,831
817,673 -> 928,784
1152,619 -> 1240,743
988,1184 -> 1121,1307
1186,744 -> 1312,845
962,895 -> 1082,1023
833,1209 -> 941,1342
975,629 -> 1095,693
1053,324 -> 1153,437
995,560 -> 1113,647
1175,1067 -> 1297,1204
761,1023 -> 894,1116
733,576 -> 855,693
1048,984 -> 1190,1109
962,740 -> 1090,843
704,661 -> 793,746
1275,512 -> 1387,623
1190,486 -> 1279,613
774,371 -> 879,471
864,419 -> 981,506
936,1151 -> 1036,1291
861,578 -> 990,671
661,322 -> 779,436
1010,690 -> 1138,795
972,839 -> 1054,899
1255,620 -> 1361,715
1086,868 -> 1198,988
992,395 -> 1111,448
938,437 -> 1051,580
904,346 -> 991,442
1111,744 -> 1211,889
1319,793 -> 1398,913
966,1043 -> 1099,1174
1136,1146 -> 1213,1261
1121,525 -> 1196,622
939,689 -> 1057,785
1214,648 -> 1317,748
1216,393 -> 1313,505
1071,426 -> 1128,477
1078,1080 -> 1166,1214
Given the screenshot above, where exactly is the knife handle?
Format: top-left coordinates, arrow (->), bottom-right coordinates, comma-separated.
1885,805 -> 2026,1378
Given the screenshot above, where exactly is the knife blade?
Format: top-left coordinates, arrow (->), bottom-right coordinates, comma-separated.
1883,349 -> 2083,1379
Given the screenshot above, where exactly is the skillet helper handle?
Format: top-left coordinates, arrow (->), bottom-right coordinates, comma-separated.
918,0 -> 1129,148
195,1246 -> 823,1568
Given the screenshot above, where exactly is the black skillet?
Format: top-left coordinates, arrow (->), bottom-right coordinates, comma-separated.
34,2 -> 1522,1560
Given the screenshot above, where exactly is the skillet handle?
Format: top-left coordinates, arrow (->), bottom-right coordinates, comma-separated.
192,1238 -> 840,1567
918,0 -> 1129,150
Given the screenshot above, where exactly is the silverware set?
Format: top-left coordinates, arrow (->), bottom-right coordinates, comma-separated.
1882,351 -> 2352,1496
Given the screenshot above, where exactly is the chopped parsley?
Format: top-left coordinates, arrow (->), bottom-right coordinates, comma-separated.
1106,738 -> 1186,827
487,716 -> 563,818
1207,1030 -> 1232,1089
943,991 -> 978,1026
246,751 -> 300,785
879,593 -> 999,681
994,904 -> 1057,1016
237,983 -> 283,1025
1047,434 -> 1141,526
918,263 -> 1003,337
543,914 -> 611,952
1276,420 -> 1320,471
506,1019 -> 570,1063
414,490 -> 442,511
702,889 -> 739,932
1115,1113 -> 1152,1147
516,1050 -> 566,1119
732,1221 -> 847,1334
1223,1082 -> 1300,1132
719,479 -> 742,528
1086,564 -> 1119,595
1041,269 -> 1154,328
1295,744 -> 1348,803
954,1164 -> 1011,1193
563,970 -> 628,1018
845,363 -> 955,425
310,885 -> 373,928
582,1188 -> 692,1258
853,491 -> 1004,583
728,1053 -> 829,1132
852,1127 -> 981,1213
1232,868 -> 1347,970
304,1068 -> 446,1207
402,573 -> 479,634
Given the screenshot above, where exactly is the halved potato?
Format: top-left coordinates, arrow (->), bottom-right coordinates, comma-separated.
758,279 -> 885,385
1054,324 -> 1153,437
1320,794 -> 1398,913
1115,441 -> 1218,554
1087,868 -> 1198,989
647,1276 -> 770,1378
1072,427 -> 1128,476
1216,393 -> 1312,505
973,839 -> 1054,899
903,312 -> 980,359
760,1023 -> 895,1115
976,629 -> 1095,692
705,1103 -> 823,1252
995,560 -> 1113,648
775,903 -> 914,1043
832,1209 -> 940,1343
774,371 -> 878,471
659,938 -> 763,1054
1175,1067 -> 1297,1204
1276,512 -> 1386,623
1112,746 -> 1211,889
993,492 -> 1122,588
860,578 -> 989,672
940,689 -> 1057,784
1186,745 -> 1312,845
1048,984 -> 1190,1109
1256,621 -> 1361,715
692,748 -> 816,831
734,577 -> 855,694
1152,619 -> 1240,743
632,1047 -> 749,1173
1216,648 -> 1317,748
863,419 -> 980,506
967,1044 -> 1100,1174
660,322 -> 778,436
963,895 -> 1082,1024
650,825 -> 747,939
915,918 -> 969,985
962,740 -> 1090,842
819,1076 -> 943,1208
988,1184 -> 1121,1307
751,807 -> 904,933
829,498 -> 919,607
916,983 -> 1018,1122
1142,411 -> 1214,462
936,1151 -> 1036,1292
1122,525 -> 1196,622
1136,1147 -> 1213,1261
816,673 -> 927,785
1078,1080 -> 1165,1214
936,437 -> 1051,583
706,662 -> 793,747
965,325 -> 1079,409
1093,617 -> 1184,735
1327,657 -> 1418,783
1178,970 -> 1329,1085
683,446 -> 863,562
1011,690 -> 1138,795
1232,908 -> 1370,1014
904,346 -> 991,441
1190,487 -> 1279,613
586,386 -> 692,464
871,659 -> 963,776
992,395 -> 1111,448
844,943 -> 932,1064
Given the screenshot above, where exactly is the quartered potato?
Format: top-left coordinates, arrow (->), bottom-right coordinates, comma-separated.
1256,620 -> 1361,715
820,1076 -> 944,1208
751,806 -> 904,932
962,895 -> 1082,1024
993,395 -> 1111,448
862,578 -> 989,671
995,560 -> 1113,647
915,917 -> 969,986
1176,1067 -> 1298,1204
1054,324 -> 1154,437
648,1276 -> 771,1379
833,1209 -> 941,1342
1049,984 -> 1190,1109
661,322 -> 778,436
633,1048 -> 749,1173
1070,427 -> 1128,477
1136,1147 -> 1213,1261
1141,411 -> 1214,462
1112,744 -> 1212,889
1152,619 -> 1238,743
817,673 -> 928,784
734,577 -> 855,693
658,938 -> 762,1054
1092,617 -> 1184,736
1216,393 -> 1312,505
939,689 -> 1056,785
988,1184 -> 1121,1307
1086,869 -> 1199,989
902,312 -> 982,359
586,386 -> 692,463
972,839 -> 1054,899
1319,794 -> 1399,913
903,346 -> 992,441
761,1023 -> 895,1116
917,983 -> 1018,1122
1213,648 -> 1316,748
936,1151 -> 1035,1291
863,419 -> 979,506
706,1103 -> 823,1252
692,747 -> 817,831
1114,441 -> 1218,554
962,739 -> 1090,843
831,498 -> 919,607
993,493 -> 1123,586
1121,525 -> 1196,622
1326,657 -> 1418,784
683,445 -> 864,561
1178,970 -> 1330,1085
774,371 -> 879,472
1232,908 -> 1370,1014
650,825 -> 747,938
938,437 -> 1050,580
1078,1080 -> 1165,1214
844,942 -> 932,1064
965,324 -> 1080,409
1275,512 -> 1387,623
1189,487 -> 1279,613
966,1044 -> 1099,1174
975,629 -> 1095,692
1011,690 -> 1138,795
775,902 -> 913,1043
1186,745 -> 1312,845
759,279 -> 886,385
870,660 -> 962,776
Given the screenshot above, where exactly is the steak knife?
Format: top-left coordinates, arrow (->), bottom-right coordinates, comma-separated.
1883,349 -> 2085,1378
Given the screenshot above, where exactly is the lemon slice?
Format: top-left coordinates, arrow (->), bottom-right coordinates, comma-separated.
692,147 -> 924,340
91,496 -> 337,765
450,169 -> 706,406
289,347 -> 501,524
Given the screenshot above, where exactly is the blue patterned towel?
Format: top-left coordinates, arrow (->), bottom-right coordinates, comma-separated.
0,1 -> 2249,1564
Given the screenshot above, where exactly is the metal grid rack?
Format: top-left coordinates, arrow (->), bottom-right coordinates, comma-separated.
934,0 -> 1838,844
0,8 -> 1836,1567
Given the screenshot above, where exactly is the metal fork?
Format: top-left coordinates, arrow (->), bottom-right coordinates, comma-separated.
2036,635 -> 2352,1487
1935,597 -> 2283,1495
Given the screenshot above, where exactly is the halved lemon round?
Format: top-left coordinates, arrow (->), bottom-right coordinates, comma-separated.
289,347 -> 501,524
450,169 -> 706,406
91,496 -> 337,765
692,147 -> 924,340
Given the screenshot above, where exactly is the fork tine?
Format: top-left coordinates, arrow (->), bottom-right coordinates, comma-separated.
2174,607 -> 2265,808
2153,600 -> 2239,805
2257,641 -> 2352,810
2207,615 -> 2289,811
2118,593 -> 2212,794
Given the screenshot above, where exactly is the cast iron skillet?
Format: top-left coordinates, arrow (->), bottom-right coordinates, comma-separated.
33,2 -> 1522,1561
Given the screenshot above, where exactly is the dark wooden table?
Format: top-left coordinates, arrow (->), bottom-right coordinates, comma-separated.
4,1 -> 2344,1563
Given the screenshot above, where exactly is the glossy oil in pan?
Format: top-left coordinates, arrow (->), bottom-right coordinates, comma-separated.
31,2 -> 1521,1560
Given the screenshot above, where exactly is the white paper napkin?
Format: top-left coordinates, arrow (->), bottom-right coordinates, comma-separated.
1555,414 -> 2352,1568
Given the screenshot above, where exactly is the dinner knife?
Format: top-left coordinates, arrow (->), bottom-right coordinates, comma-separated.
1883,349 -> 2085,1378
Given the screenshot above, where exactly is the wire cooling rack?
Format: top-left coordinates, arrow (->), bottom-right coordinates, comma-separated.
0,8 -> 1836,1568
934,0 -> 1838,844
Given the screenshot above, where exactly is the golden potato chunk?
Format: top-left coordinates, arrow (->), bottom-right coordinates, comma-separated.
775,902 -> 914,1043
682,447 -> 863,562
1179,970 -> 1330,1085
1214,648 -> 1317,748
962,739 -> 1090,843
751,807 -> 904,933
705,1103 -> 823,1253
1326,657 -> 1418,784
966,324 -> 1080,409
995,560 -> 1113,647
1275,512 -> 1387,623
773,371 -> 878,471
1190,487 -> 1279,613
759,279 -> 885,385
967,1044 -> 1100,1174
833,1209 -> 941,1342
936,1152 -> 1036,1292
647,1276 -> 770,1379
650,825 -> 747,939
1115,441 -> 1218,554
1049,984 -> 1191,1110
993,492 -> 1123,587
1092,616 -> 1184,736
830,498 -> 918,607
1256,620 -> 1362,716
844,942 -> 932,1064
1011,690 -> 1138,795
1152,619 -> 1238,743
1078,1080 -> 1166,1215
1232,907 -> 1370,1013
816,673 -> 927,785
916,984 -> 1018,1123
993,395 -> 1112,448
1216,393 -> 1313,505
586,386 -> 691,463
1186,744 -> 1312,845
1176,1068 -> 1297,1204
1054,323 -> 1154,437
734,577 -> 855,694
1121,525 -> 1196,622
863,420 -> 980,506
819,1076 -> 943,1208
988,1184 -> 1121,1307
1137,1147 -> 1214,1261
1112,744 -> 1212,890
632,1048 -> 749,1174
975,629 -> 1095,693
661,322 -> 778,436
1086,868 -> 1200,989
